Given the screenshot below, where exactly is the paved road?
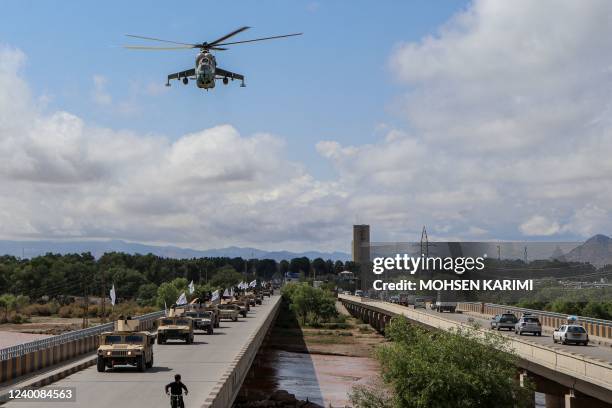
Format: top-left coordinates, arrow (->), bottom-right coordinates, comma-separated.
357,298 -> 611,362
5,295 -> 280,408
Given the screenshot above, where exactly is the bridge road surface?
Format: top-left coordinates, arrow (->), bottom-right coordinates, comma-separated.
350,297 -> 612,363
5,295 -> 281,408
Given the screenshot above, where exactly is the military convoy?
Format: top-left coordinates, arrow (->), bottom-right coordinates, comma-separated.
95,285 -> 273,377
97,317 -> 155,372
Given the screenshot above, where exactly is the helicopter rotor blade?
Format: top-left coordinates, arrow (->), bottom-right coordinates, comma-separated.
125,34 -> 196,46
206,26 -> 250,47
123,45 -> 195,50
209,47 -> 228,51
214,33 -> 303,47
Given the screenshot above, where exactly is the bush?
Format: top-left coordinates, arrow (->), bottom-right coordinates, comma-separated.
283,283 -> 338,326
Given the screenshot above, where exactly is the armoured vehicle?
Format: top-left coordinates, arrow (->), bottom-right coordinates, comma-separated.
97,318 -> 155,372
185,310 -> 214,335
188,299 -> 221,328
217,304 -> 240,321
229,299 -> 249,318
157,311 -> 195,344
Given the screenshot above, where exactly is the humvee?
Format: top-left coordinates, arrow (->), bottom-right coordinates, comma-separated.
185,310 -> 214,334
157,311 -> 195,344
229,299 -> 249,318
188,299 -> 221,328
97,318 -> 155,372
217,304 -> 240,321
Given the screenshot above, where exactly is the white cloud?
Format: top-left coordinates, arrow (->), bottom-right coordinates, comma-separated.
519,216 -> 561,236
0,45 -> 346,251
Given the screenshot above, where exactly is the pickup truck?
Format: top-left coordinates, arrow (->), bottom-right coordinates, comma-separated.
217,304 -> 240,321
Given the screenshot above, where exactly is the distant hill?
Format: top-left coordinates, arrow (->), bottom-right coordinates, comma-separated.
564,234 -> 612,267
0,239 -> 350,262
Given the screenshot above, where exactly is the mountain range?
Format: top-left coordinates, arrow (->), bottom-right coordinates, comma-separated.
563,234 -> 612,267
0,239 -> 350,262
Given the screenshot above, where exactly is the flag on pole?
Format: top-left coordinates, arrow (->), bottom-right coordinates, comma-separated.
176,292 -> 187,305
188,280 -> 195,294
249,279 -> 257,288
223,288 -> 230,297
164,301 -> 168,316
229,287 -> 234,297
110,284 -> 116,306
211,290 -> 220,302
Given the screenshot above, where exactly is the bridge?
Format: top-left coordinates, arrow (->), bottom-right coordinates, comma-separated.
339,294 -> 612,408
0,295 -> 280,408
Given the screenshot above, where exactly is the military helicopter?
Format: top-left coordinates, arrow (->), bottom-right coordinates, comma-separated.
124,27 -> 301,90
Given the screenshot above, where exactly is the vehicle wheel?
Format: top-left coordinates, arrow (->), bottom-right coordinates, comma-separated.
518,331 -> 522,335
553,337 -> 557,343
97,357 -> 106,372
137,355 -> 145,372
157,335 -> 164,345
207,326 -> 213,335
561,337 -> 567,345
537,332 -> 541,337
215,321 -> 219,328
583,341 -> 588,346
497,327 -> 501,331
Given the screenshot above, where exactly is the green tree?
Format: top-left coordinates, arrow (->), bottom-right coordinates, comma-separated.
136,283 -> 158,306
0,294 -> 16,321
210,265 -> 243,289
156,282 -> 179,308
360,316 -> 533,408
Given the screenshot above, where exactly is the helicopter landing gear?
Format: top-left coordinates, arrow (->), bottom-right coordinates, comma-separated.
223,77 -> 229,85
165,80 -> 171,87
182,77 -> 188,85
240,79 -> 246,87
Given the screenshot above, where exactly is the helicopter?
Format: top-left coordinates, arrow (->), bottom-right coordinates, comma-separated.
124,27 -> 302,90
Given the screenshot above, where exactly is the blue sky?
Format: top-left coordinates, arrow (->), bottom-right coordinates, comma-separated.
1,1 -> 610,251
0,0 -> 466,180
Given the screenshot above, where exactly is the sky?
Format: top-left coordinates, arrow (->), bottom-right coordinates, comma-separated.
1,0 -> 612,253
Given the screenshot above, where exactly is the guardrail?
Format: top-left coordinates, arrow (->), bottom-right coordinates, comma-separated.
0,311 -> 164,361
457,302 -> 612,339
460,302 -> 612,327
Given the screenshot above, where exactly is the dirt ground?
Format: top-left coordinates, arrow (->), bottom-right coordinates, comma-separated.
0,316 -> 102,336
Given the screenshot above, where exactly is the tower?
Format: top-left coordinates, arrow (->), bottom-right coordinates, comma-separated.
352,225 -> 371,290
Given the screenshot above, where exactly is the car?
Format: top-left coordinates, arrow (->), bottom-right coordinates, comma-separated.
514,315 -> 542,336
354,290 -> 364,297
553,324 -> 589,345
490,313 -> 518,330
413,297 -> 426,309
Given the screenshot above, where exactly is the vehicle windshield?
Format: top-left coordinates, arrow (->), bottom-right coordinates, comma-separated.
185,312 -> 197,318
500,314 -> 516,322
161,319 -> 174,325
105,335 -> 122,344
176,319 -> 189,325
200,312 -> 212,318
125,335 -> 143,344
567,326 -> 586,333
524,318 -> 539,323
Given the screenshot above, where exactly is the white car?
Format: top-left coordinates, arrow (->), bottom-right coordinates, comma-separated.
514,315 -> 542,336
553,324 -> 589,346
354,290 -> 364,297
413,297 -> 426,309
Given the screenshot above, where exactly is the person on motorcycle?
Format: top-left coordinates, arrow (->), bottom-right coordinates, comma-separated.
165,374 -> 188,408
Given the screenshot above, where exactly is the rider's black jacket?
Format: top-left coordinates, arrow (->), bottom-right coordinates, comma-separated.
165,381 -> 188,395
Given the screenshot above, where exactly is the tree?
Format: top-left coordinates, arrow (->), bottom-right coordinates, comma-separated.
136,283 -> 158,306
283,283 -> 338,325
156,282 -> 179,308
110,267 -> 148,299
358,316 -> 533,408
210,265 -> 243,289
0,294 -> 16,321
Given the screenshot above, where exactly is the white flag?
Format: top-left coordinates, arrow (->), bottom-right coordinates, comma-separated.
223,288 -> 230,297
188,280 -> 195,294
211,290 -> 220,302
110,284 -> 116,306
249,280 -> 257,288
176,292 -> 187,305
229,287 -> 234,297
164,301 -> 168,316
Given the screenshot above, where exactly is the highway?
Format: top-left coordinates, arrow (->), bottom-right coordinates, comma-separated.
4,295 -> 281,408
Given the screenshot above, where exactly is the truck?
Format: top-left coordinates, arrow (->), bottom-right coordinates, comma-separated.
156,311 -> 195,344
432,290 -> 457,313
229,299 -> 249,318
185,310 -> 215,334
217,304 -> 240,321
398,294 -> 416,306
97,318 -> 155,372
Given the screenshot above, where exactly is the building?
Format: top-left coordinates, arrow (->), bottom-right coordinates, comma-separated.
352,225 -> 371,290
